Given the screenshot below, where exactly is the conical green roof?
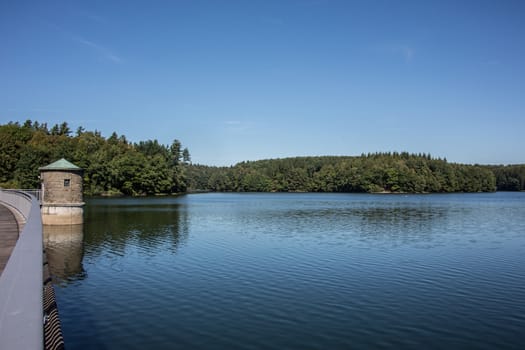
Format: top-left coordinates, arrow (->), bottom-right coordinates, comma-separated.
40,158 -> 82,171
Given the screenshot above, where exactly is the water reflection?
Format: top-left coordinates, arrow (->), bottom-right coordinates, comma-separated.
234,200 -> 450,246
55,193 -> 525,350
83,198 -> 189,257
349,206 -> 449,241
44,224 -> 85,284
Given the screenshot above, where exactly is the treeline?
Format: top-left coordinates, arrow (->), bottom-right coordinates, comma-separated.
2,121 -> 523,195
488,165 -> 525,191
187,153 -> 500,193
0,120 -> 190,195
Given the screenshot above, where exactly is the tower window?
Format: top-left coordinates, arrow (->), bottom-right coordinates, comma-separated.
64,179 -> 70,187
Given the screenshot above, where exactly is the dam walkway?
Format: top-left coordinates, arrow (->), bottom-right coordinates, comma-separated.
0,189 -> 64,350
0,203 -> 23,275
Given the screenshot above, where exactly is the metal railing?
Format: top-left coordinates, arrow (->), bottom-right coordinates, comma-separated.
0,189 -> 44,349
22,189 -> 42,203
0,188 -> 42,204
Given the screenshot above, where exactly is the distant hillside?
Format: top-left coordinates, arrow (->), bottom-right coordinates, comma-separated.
187,153 -> 503,193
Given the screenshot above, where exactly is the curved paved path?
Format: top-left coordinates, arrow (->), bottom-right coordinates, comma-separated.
0,204 -> 20,275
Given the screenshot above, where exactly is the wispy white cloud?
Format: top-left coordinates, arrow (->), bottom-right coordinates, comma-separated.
223,120 -> 253,133
387,45 -> 415,63
78,11 -> 108,24
398,45 -> 415,62
374,43 -> 416,63
72,35 -> 122,63
43,21 -> 122,64
224,120 -> 242,125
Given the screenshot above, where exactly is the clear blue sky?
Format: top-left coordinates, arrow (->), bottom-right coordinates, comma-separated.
1,0 -> 524,166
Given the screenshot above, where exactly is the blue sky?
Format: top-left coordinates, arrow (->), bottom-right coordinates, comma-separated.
1,0 -> 524,166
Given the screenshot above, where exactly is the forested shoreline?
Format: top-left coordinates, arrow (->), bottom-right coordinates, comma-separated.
187,155 -> 492,193
0,121 -> 190,195
1,121 -> 524,194
187,158 -> 523,193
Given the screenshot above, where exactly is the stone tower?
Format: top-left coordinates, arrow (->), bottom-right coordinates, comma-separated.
40,158 -> 84,225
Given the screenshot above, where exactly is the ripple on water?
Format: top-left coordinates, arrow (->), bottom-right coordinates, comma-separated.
50,193 -> 525,349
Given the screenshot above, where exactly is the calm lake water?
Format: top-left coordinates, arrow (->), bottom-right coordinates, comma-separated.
45,192 -> 525,349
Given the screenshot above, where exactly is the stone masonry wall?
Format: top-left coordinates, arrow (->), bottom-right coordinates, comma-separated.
41,171 -> 83,204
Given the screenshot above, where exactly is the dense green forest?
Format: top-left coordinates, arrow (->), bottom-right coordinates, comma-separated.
1,120 -> 524,194
0,120 -> 190,195
488,165 -> 525,191
186,154 -> 500,193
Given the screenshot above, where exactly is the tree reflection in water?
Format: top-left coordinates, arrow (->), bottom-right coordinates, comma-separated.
82,198 -> 189,259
